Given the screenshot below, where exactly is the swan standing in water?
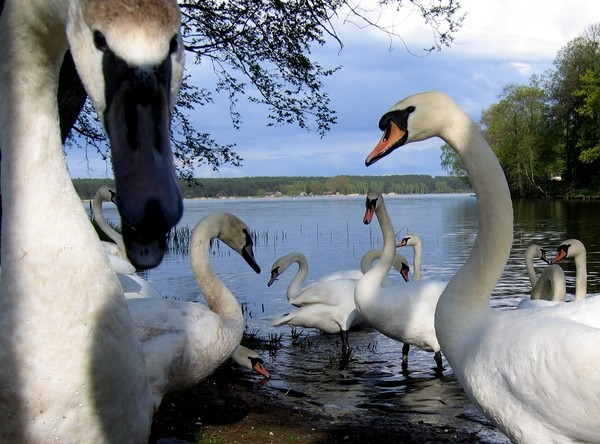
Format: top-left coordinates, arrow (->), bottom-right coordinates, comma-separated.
516,244 -> 566,308
365,91 -> 600,442
356,192 -> 447,370
269,250 -> 410,352
268,249 -> 409,306
551,239 -> 589,301
0,0 -> 184,441
128,212 -> 264,409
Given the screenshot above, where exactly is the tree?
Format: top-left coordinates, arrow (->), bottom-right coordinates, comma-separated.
479,81 -> 559,197
63,0 -> 465,178
546,23 -> 600,187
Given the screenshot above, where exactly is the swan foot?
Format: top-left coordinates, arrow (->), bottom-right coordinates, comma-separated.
340,330 -> 351,355
401,343 -> 410,369
433,351 -> 443,373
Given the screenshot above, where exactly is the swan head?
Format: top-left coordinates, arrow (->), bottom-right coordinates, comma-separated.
231,346 -> 271,378
526,244 -> 550,265
365,91 -> 455,166
396,234 -> 421,249
67,0 -> 185,269
267,253 -> 303,287
363,190 -> 383,224
550,239 -> 586,264
212,213 -> 261,274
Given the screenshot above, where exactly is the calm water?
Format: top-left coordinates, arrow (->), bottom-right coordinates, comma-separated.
100,194 -> 600,441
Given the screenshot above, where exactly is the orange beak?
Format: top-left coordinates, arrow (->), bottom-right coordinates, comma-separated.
253,361 -> 271,379
365,121 -> 407,166
550,249 -> 568,265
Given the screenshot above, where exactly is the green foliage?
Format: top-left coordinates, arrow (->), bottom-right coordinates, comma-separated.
477,23 -> 600,197
73,175 -> 472,200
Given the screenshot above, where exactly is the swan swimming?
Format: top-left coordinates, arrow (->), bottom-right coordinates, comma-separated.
0,0 -> 184,440
356,192 -> 447,370
516,243 -> 566,308
365,91 -> 600,443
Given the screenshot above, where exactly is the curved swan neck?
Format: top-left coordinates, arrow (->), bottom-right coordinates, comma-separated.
287,254 -> 309,301
93,191 -> 126,253
189,217 -> 243,322
435,99 -> 513,331
525,246 -> 538,287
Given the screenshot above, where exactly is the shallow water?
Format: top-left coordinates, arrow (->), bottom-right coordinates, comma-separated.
98,194 -> 600,442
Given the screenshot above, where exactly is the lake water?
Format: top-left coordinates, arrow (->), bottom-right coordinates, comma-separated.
99,194 -> 600,442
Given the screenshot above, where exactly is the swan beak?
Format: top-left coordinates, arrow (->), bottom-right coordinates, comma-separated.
540,249 -> 550,265
550,249 -> 568,265
241,231 -> 261,274
104,59 -> 183,270
267,269 -> 280,287
365,121 -> 407,166
252,359 -> 271,378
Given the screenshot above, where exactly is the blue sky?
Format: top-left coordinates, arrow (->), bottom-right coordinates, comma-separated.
67,0 -> 600,179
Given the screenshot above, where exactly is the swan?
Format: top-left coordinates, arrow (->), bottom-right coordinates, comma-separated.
397,233 -> 423,280
516,243 -> 566,308
127,212 -> 263,409
365,91 -> 600,442
92,185 -> 162,298
0,0 -> 184,440
355,192 -> 447,370
267,249 -> 409,306
551,239 -> 588,301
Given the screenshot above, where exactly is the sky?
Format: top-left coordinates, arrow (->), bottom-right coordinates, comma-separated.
67,0 -> 600,179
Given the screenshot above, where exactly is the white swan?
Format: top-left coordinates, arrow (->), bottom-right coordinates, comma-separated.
551,239 -> 588,301
92,185 -> 163,298
365,91 -> 600,442
128,212 -> 263,408
0,0 -> 184,441
516,243 -> 566,308
355,192 -> 447,370
397,233 -> 423,280
267,249 -> 409,306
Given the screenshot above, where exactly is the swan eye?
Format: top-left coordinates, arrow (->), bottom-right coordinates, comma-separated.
93,31 -> 108,52
169,36 -> 178,55
406,106 -> 416,114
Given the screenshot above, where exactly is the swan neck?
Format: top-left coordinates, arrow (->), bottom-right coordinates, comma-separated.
190,222 -> 243,323
412,243 -> 422,280
574,253 -> 587,301
287,255 -> 309,301
525,250 -> 537,287
93,195 -> 126,253
435,107 -> 513,348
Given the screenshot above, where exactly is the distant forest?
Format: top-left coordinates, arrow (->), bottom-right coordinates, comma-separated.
73,175 -> 472,200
